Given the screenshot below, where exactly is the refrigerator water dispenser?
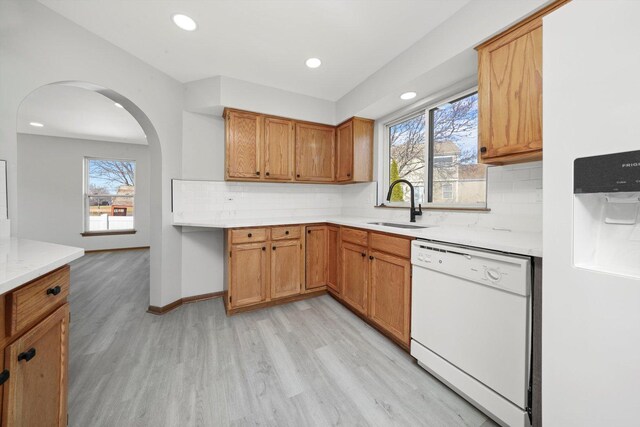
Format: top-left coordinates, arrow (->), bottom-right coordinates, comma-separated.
573,150 -> 640,278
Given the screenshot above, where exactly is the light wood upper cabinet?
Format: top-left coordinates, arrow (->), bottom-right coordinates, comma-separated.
3,304 -> 69,427
477,0 -> 568,165
305,226 -> 327,291
225,110 -> 261,179
229,242 -> 268,308
224,108 -> 373,184
264,117 -> 294,180
368,250 -> 411,345
336,117 -> 374,182
270,239 -> 302,299
327,226 -> 339,294
336,120 -> 353,182
340,241 -> 369,315
295,123 -> 335,182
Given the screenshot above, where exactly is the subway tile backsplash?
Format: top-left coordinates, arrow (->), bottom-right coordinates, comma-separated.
174,161 -> 543,232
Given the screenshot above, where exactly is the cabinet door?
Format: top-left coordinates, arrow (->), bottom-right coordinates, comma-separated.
271,239 -> 302,299
336,120 -> 353,182
368,250 -> 411,345
226,110 -> 262,179
327,226 -> 339,293
230,242 -> 268,307
295,123 -> 335,181
340,241 -> 369,315
478,22 -> 542,163
305,226 -> 327,290
264,117 -> 294,180
3,303 -> 69,427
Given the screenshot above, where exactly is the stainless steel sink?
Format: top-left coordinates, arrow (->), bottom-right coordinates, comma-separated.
367,222 -> 428,229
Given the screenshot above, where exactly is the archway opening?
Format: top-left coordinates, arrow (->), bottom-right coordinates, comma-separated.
16,81 -> 163,307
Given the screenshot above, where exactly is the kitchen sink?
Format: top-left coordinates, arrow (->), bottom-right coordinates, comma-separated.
367,222 -> 428,229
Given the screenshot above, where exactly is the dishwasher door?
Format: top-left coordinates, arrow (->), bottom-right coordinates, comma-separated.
411,245 -> 531,410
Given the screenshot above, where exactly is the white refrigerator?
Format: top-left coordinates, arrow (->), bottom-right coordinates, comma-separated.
543,1 -> 640,426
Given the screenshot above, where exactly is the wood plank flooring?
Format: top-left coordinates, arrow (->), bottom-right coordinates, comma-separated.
68,249 -> 498,427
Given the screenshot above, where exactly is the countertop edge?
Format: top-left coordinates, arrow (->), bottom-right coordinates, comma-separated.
0,246 -> 85,296
174,217 -> 542,258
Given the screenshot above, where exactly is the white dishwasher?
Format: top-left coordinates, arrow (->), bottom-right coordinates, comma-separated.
410,240 -> 532,427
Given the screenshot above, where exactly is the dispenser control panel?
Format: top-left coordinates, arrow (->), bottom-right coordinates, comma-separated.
574,150 -> 640,194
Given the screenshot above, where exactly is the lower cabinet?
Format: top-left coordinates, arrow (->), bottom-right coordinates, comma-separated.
338,228 -> 413,348
270,239 -> 302,299
0,265 -> 71,427
229,242 -> 268,308
368,250 -> 411,345
3,304 -> 69,426
340,242 -> 369,315
226,226 -> 305,312
305,226 -> 327,291
327,226 -> 339,293
225,224 -> 413,350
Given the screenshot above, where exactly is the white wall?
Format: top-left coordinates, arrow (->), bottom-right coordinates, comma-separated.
543,1 -> 640,425
335,0 -> 549,121
17,133 -> 150,251
180,111 -> 224,297
0,0 -> 183,307
184,76 -> 337,124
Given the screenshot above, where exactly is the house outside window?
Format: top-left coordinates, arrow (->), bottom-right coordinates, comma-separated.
385,89 -> 486,208
441,182 -> 454,200
84,158 -> 135,233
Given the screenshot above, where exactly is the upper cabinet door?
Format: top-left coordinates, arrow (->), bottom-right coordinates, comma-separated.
336,121 -> 353,182
226,110 -> 262,179
295,123 -> 335,182
264,117 -> 294,181
478,20 -> 543,164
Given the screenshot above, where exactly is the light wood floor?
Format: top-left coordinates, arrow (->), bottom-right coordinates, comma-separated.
68,249 -> 498,427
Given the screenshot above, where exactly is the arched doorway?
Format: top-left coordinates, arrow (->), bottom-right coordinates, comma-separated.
15,81 -> 163,307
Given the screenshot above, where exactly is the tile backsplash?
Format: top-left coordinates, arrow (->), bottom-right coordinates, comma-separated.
174,161 -> 543,232
173,180 -> 344,224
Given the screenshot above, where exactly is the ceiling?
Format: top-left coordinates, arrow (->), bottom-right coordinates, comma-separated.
17,84 -> 147,145
38,0 -> 471,101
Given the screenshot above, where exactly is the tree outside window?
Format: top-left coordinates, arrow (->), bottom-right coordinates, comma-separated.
388,91 -> 486,208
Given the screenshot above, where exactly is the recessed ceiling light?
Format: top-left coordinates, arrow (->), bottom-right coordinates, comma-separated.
114,102 -> 124,109
172,14 -> 197,31
305,58 -> 322,69
400,92 -> 417,100
29,122 -> 44,127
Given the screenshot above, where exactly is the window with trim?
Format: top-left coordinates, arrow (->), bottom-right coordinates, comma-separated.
385,90 -> 486,208
84,158 -> 135,233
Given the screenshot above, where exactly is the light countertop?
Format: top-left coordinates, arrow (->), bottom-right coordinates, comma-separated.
0,238 -> 85,295
175,216 -> 542,257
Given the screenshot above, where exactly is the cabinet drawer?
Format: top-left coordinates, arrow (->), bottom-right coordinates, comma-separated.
230,228 -> 268,244
370,232 -> 412,259
340,227 -> 368,246
271,226 -> 301,241
8,265 -> 69,336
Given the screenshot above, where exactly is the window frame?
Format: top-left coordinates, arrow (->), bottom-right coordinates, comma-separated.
83,157 -> 137,234
380,85 -> 486,210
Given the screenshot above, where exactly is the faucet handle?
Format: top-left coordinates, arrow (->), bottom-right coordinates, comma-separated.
417,204 -> 423,215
